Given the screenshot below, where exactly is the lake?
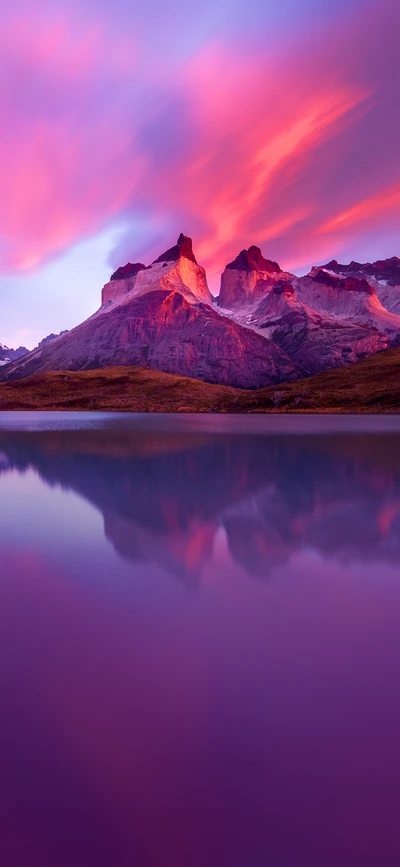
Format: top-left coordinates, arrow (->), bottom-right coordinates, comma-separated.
1,412 -> 400,866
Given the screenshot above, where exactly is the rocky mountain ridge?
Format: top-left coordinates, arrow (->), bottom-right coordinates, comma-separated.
0,343 -> 29,365
0,331 -> 69,366
0,237 -> 399,388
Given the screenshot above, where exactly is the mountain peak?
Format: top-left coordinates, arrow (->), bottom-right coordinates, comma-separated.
153,233 -> 197,265
226,246 -> 281,274
320,256 -> 400,287
310,267 -> 373,294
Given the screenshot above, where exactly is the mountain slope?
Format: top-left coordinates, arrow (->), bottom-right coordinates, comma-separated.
0,289 -> 302,388
295,268 -> 400,335
241,346 -> 400,412
247,279 -> 388,374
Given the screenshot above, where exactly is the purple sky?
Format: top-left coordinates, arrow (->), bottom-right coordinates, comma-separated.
0,0 -> 399,348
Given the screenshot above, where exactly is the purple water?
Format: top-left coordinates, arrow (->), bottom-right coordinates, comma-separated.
1,412 -> 400,866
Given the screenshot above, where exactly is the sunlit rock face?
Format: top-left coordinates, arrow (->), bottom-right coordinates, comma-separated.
153,233 -> 198,265
101,234 -> 212,307
321,257 -> 400,316
134,234 -> 212,305
295,268 -> 400,336
218,246 -> 285,309
245,277 -> 389,375
101,263 -> 146,306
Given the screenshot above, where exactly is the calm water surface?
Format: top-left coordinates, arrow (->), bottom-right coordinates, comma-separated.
1,412 -> 400,866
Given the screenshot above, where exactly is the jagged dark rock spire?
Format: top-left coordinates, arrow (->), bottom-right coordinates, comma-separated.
153,233 -> 198,265
226,245 -> 281,273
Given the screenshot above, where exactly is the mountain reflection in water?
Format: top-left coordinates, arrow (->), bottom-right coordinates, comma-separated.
1,416 -> 400,867
1,425 -> 400,582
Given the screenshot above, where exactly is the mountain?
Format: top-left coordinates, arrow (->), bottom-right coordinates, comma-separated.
249,281 -> 388,375
0,333 -> 69,367
0,342 -> 29,366
0,292 -> 301,388
37,331 -> 69,348
1,237 -> 400,390
295,267 -> 400,335
323,256 -> 400,286
217,246 -> 390,375
320,256 -> 400,316
0,236 -> 301,388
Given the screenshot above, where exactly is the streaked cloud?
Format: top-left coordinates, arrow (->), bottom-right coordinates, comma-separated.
0,0 -> 398,332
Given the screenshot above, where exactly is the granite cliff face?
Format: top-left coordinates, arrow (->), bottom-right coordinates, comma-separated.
102,263 -> 146,305
102,234 -> 212,307
218,245 -> 285,309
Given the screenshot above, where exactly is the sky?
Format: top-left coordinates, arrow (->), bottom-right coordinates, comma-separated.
0,0 -> 399,348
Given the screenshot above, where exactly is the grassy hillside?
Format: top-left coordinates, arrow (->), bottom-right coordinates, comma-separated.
0,348 -> 399,412
242,347 -> 400,413
0,367 -> 244,412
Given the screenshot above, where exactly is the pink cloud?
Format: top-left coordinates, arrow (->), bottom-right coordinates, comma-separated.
320,183 -> 400,234
0,0 -> 398,284
182,43 -> 370,276
0,6 -> 143,271
110,1 -> 400,279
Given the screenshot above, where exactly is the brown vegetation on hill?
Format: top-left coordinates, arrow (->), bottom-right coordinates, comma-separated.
0,367 -> 243,412
0,347 -> 399,412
